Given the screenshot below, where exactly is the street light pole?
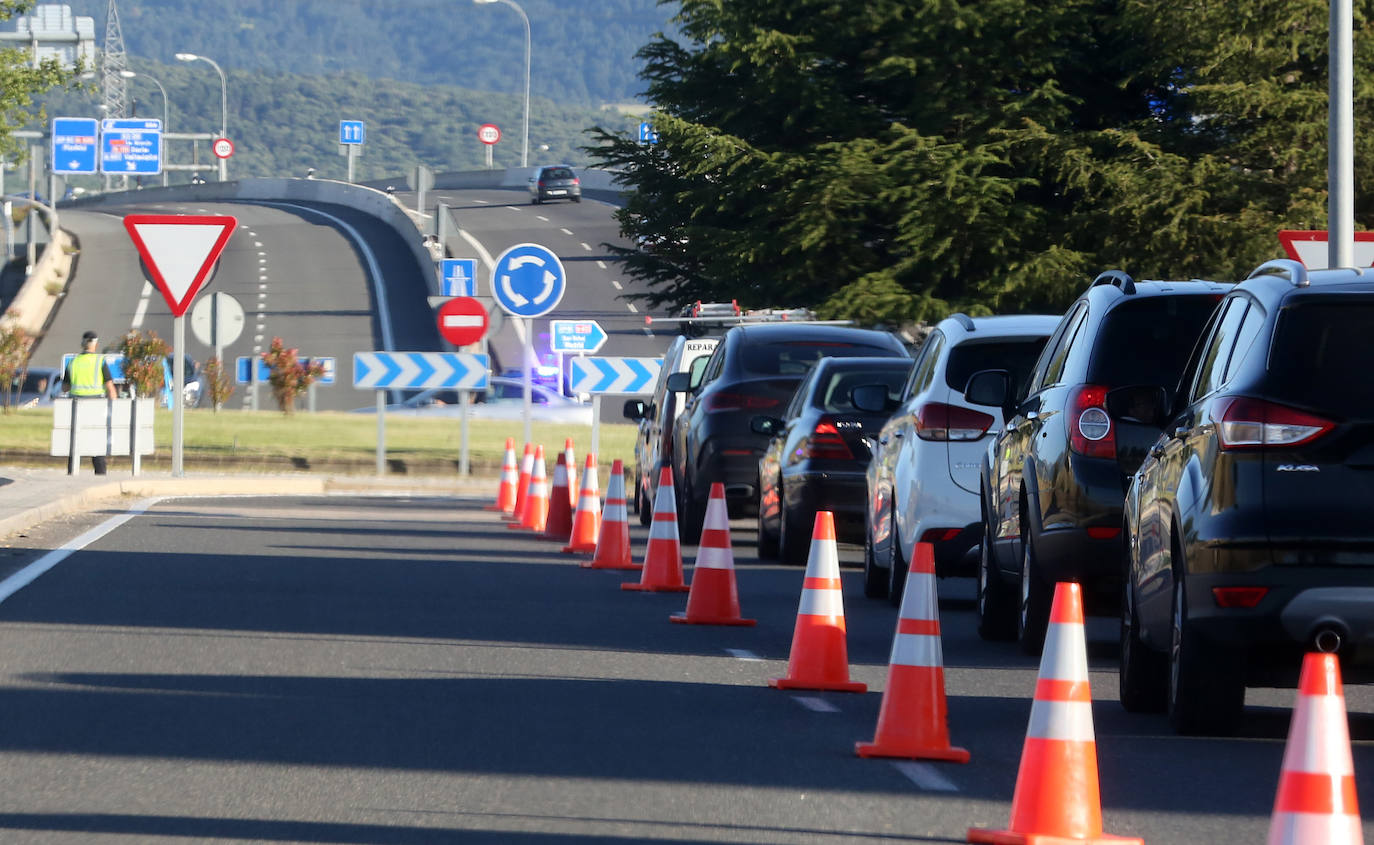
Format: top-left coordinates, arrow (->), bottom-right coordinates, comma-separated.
120,70 -> 171,186
473,0 -> 530,168
175,52 -> 228,181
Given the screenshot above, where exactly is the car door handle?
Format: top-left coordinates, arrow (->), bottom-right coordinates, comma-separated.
1024,411 -> 1039,421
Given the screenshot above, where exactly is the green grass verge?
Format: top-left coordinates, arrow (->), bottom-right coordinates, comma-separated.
1,407 -> 639,474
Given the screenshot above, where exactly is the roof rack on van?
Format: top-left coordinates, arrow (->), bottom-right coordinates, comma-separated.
1248,259 -> 1310,288
1091,270 -> 1136,295
949,313 -> 976,332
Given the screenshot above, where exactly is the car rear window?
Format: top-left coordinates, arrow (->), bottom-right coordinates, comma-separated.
741,341 -> 901,376
543,167 -> 574,180
815,365 -> 913,412
945,338 -> 1049,395
1269,300 -> 1374,417
1087,295 -> 1222,388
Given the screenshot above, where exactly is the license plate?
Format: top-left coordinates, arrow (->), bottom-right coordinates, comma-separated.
548,190 -> 566,195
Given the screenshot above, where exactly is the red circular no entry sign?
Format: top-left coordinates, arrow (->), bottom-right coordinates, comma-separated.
436,296 -> 489,347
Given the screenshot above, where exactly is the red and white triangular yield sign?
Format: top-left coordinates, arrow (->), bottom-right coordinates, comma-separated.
122,214 -> 237,316
1278,229 -> 1374,270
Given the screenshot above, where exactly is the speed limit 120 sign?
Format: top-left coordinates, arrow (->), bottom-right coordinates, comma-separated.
477,124 -> 502,146
212,137 -> 235,159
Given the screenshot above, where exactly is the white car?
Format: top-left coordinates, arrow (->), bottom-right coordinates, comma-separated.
863,313 -> 1058,604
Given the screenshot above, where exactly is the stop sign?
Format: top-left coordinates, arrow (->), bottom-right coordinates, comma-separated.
436,296 -> 489,347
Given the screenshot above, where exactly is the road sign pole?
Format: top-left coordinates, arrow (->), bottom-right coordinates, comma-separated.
460,390 -> 471,476
348,145 -> 356,184
523,317 -> 533,447
173,314 -> 185,477
592,397 -> 601,461
376,389 -> 386,476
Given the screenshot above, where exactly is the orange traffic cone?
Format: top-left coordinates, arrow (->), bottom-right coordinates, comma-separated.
562,438 -> 577,510
542,451 -> 574,541
768,511 -> 866,693
581,459 -> 638,570
563,454 -> 601,554
623,466 -> 689,592
856,542 -> 968,762
485,437 -> 519,514
510,446 -> 548,532
672,482 -> 755,625
508,442 -> 534,525
1268,652 -> 1363,844
968,582 -> 1141,845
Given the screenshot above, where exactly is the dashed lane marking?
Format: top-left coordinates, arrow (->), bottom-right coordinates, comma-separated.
560,228 -> 574,236
596,261 -> 607,270
611,281 -> 623,291
725,649 -> 761,661
793,697 -> 840,713
892,761 -> 959,792
627,303 -> 639,313
581,242 -> 591,251
537,216 -> 549,222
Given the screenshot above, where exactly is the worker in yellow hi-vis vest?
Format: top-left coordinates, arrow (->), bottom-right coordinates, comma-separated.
62,330 -> 117,475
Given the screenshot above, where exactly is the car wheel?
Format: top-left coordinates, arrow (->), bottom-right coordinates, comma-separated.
572,196 -> 582,203
679,480 -> 707,545
862,519 -> 887,599
1017,530 -> 1052,655
756,502 -> 779,560
1167,566 -> 1244,735
778,494 -> 812,566
1120,574 -> 1168,713
976,525 -> 1016,641
530,196 -> 539,205
637,480 -> 653,527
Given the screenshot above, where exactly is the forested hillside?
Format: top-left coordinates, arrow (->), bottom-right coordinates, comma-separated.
59,0 -> 671,107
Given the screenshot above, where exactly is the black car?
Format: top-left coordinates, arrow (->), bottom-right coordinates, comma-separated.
528,165 -> 582,204
667,323 -> 910,542
967,271 -> 1229,652
754,357 -> 915,564
1119,259 -> 1374,734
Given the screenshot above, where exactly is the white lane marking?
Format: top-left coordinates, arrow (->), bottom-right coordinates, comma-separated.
725,649 -> 761,661
892,761 -> 959,792
0,499 -> 162,605
626,303 -> 639,313
611,281 -> 623,291
130,282 -> 153,329
580,242 -> 591,251
560,228 -> 573,236
254,241 -> 263,247
473,199 -> 489,204
537,216 -> 549,222
793,696 -> 840,713
258,274 -> 268,281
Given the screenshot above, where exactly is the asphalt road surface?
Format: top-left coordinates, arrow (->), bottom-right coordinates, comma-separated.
0,494 -> 1371,843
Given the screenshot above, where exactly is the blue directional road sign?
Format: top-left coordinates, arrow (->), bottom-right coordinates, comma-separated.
235,357 -> 272,384
101,118 -> 161,174
638,121 -> 660,144
490,243 -> 566,318
569,357 -> 663,395
550,320 -> 607,354
339,120 -> 365,145
313,357 -> 337,385
352,352 -> 489,390
441,259 -> 477,297
52,117 -> 99,174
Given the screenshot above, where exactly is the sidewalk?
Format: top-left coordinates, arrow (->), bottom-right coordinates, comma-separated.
0,464 -> 501,541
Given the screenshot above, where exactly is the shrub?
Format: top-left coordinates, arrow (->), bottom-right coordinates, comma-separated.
0,312 -> 32,412
261,337 -> 324,414
118,329 -> 170,399
203,355 -> 235,411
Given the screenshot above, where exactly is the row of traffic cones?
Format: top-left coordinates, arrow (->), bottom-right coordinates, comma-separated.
484,440 -> 1363,844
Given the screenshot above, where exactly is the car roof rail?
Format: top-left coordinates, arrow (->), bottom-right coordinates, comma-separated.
1091,269 -> 1136,295
948,312 -> 976,332
1248,259 -> 1310,288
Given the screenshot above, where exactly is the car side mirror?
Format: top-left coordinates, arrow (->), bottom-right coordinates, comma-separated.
850,384 -> 890,413
623,399 -> 647,421
1106,384 -> 1171,428
665,372 -> 692,393
750,415 -> 783,436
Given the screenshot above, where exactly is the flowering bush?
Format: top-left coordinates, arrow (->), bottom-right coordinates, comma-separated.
119,330 -> 170,399
261,337 -> 325,413
203,355 -> 235,411
0,311 -> 33,412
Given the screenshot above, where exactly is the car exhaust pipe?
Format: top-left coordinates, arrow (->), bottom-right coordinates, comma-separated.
1313,626 -> 1344,654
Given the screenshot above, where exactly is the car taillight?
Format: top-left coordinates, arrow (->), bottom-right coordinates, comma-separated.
1214,396 -> 1336,450
1068,384 -> 1115,458
705,392 -> 779,413
914,403 -> 995,441
804,416 -> 853,459
1212,586 -> 1269,608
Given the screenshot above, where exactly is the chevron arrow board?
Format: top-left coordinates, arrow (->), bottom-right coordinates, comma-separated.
569,357 -> 663,395
352,352 -> 490,390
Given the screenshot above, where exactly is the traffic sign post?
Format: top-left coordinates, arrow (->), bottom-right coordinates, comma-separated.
101,118 -> 162,175
1278,229 -> 1374,269
339,120 -> 365,182
212,137 -> 235,159
191,292 -> 245,411
478,123 -> 501,169
441,258 -> 477,297
490,242 -> 567,446
436,296 -> 489,347
550,320 -> 607,354
570,356 -> 664,457
352,351 -> 490,476
123,214 -> 237,476
638,121 -> 659,145
51,117 -> 98,174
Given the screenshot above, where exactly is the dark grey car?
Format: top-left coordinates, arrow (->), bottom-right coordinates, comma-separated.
528,165 -> 582,204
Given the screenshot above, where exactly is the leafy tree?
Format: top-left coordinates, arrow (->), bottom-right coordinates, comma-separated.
261,337 -> 324,414
202,355 -> 234,412
0,1 -> 86,162
0,310 -> 32,411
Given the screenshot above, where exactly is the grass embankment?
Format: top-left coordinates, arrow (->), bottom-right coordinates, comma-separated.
0,408 -> 638,476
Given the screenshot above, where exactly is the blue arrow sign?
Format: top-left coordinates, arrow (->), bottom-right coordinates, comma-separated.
52,117 -> 99,174
490,243 -> 566,318
352,352 -> 489,390
235,357 -> 272,384
441,259 -> 476,297
550,320 -> 607,354
638,121 -> 660,144
339,120 -> 365,145
101,118 -> 161,174
569,357 -> 663,395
